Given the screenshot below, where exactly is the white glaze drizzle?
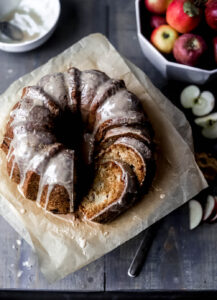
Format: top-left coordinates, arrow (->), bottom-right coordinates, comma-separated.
79,70 -> 109,123
9,157 -> 16,179
95,90 -> 140,122
5,68 -> 148,215
38,73 -> 68,111
36,150 -> 75,212
6,86 -> 61,206
102,126 -> 151,146
93,90 -> 144,138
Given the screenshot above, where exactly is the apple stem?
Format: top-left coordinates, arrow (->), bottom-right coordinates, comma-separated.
186,37 -> 199,50
183,1 -> 200,17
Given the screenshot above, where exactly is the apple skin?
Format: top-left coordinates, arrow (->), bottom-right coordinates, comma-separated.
145,0 -> 171,14
214,37 -> 217,63
173,34 -> 207,66
166,0 -> 202,33
205,0 -> 217,31
151,25 -> 178,54
150,15 -> 167,29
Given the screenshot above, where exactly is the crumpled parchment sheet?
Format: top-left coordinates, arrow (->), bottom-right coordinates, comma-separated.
0,33 -> 207,282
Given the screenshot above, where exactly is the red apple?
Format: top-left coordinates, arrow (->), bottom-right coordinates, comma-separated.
205,0 -> 217,31
214,37 -> 217,63
173,34 -> 207,66
166,0 -> 202,33
150,15 -> 167,29
151,25 -> 178,54
145,0 -> 171,14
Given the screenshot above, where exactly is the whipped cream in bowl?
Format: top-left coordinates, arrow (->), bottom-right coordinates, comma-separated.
0,0 -> 60,52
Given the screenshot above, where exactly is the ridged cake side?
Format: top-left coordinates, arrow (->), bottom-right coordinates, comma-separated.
0,68 -> 154,222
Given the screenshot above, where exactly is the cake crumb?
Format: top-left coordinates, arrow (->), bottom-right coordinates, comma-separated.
152,185 -> 162,192
16,239 -> 22,246
160,194 -> 165,199
22,260 -> 32,270
78,237 -> 86,248
104,231 -> 109,236
20,208 -> 26,214
17,270 -> 23,278
133,215 -> 140,221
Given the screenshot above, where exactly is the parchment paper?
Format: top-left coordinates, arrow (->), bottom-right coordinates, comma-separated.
0,33 -> 207,282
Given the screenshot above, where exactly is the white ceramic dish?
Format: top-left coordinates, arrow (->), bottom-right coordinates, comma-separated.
135,0 -> 217,84
0,0 -> 60,53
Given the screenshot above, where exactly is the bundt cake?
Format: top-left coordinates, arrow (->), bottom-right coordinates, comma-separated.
1,67 -> 154,223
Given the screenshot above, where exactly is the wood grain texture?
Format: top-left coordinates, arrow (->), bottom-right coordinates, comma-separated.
106,205 -> 217,290
0,0 -> 216,291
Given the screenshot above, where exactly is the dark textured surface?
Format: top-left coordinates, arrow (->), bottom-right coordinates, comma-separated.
0,0 -> 216,292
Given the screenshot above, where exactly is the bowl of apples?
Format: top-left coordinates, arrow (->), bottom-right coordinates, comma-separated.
135,0 -> 217,84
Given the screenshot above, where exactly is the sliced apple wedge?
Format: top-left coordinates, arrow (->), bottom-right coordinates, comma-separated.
209,213 -> 217,223
192,91 -> 215,116
203,195 -> 216,221
180,85 -> 200,108
195,113 -> 217,139
189,200 -> 203,230
210,197 -> 217,223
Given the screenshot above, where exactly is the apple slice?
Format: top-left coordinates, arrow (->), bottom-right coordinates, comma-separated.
195,113 -> 217,139
189,200 -> 203,230
192,91 -> 215,116
209,212 -> 217,223
210,197 -> 217,223
203,195 -> 216,221
180,86 -> 215,116
180,85 -> 200,108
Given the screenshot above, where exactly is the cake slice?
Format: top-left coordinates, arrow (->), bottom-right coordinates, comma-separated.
87,79 -> 125,131
65,67 -> 80,113
21,143 -> 64,200
79,70 -> 109,123
80,160 -> 138,223
1,87 -> 59,156
99,125 -> 152,150
6,131 -> 57,185
37,73 -> 69,111
38,72 -> 82,114
93,90 -> 147,142
98,137 -> 152,186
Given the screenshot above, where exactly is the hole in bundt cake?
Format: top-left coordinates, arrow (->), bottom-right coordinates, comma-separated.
54,109 -> 82,151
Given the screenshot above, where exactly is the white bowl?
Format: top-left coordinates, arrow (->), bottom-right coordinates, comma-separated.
135,0 -> 217,84
0,0 -> 60,52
